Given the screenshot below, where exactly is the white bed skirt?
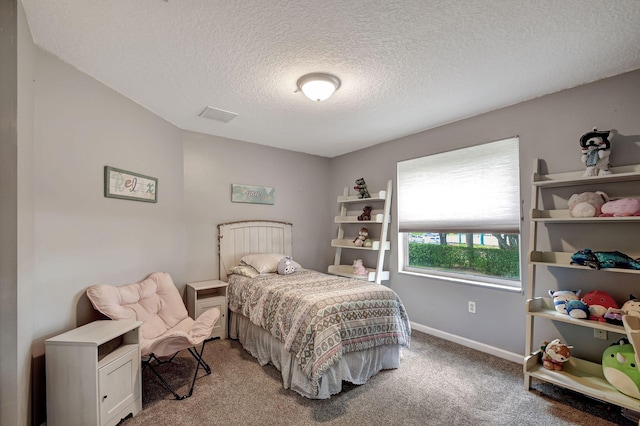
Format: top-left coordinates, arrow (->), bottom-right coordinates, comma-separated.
229,311 -> 402,399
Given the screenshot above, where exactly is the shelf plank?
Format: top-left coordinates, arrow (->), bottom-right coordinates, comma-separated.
526,297 -> 626,334
331,239 -> 391,250
337,190 -> 387,203
327,265 -> 389,282
530,251 -> 640,275
525,353 -> 640,411
533,164 -> 640,188
334,213 -> 390,223
532,209 -> 640,223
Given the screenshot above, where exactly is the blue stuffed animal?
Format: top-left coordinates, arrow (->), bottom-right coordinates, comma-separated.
565,300 -> 589,319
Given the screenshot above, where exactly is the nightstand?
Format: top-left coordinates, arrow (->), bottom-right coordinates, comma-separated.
185,279 -> 228,340
45,320 -> 142,426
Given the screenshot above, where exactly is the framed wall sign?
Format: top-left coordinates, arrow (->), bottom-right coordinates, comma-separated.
104,166 -> 158,203
231,184 -> 275,205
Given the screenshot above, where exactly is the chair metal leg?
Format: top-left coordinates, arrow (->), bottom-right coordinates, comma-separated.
142,340 -> 211,400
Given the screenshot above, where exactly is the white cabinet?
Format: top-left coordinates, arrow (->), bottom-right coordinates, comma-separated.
45,320 -> 142,426
186,279 -> 228,340
524,159 -> 640,411
328,179 -> 392,284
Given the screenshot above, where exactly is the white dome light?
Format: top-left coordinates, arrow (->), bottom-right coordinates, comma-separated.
297,73 -> 341,102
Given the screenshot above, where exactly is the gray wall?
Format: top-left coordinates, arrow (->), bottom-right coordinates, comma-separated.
330,69 -> 640,358
182,131 -> 330,281
1,1 -> 19,425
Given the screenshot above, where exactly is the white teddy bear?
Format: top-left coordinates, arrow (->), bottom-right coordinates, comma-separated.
580,128 -> 612,177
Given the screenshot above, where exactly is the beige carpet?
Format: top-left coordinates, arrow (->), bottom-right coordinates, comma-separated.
121,330 -> 635,426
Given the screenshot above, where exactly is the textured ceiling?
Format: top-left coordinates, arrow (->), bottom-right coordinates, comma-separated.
20,0 -> 640,157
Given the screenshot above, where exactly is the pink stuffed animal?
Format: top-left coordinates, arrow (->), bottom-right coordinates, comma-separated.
600,198 -> 640,217
352,259 -> 367,276
568,191 -> 609,217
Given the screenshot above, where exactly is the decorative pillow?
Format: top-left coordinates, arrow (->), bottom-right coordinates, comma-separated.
277,256 -> 296,275
240,253 -> 301,274
229,264 -> 260,278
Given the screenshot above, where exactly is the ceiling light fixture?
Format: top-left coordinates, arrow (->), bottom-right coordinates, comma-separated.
296,73 -> 341,102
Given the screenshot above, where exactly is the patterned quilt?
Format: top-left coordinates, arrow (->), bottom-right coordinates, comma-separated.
227,269 -> 411,394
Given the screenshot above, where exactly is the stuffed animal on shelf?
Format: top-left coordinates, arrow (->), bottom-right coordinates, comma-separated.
570,249 -> 640,270
600,198 -> 640,217
353,227 -> 369,247
352,259 -> 367,276
277,256 -> 296,275
358,206 -> 372,221
565,300 -> 589,319
622,295 -> 640,317
568,191 -> 609,218
602,338 -> 640,399
354,178 -> 371,199
548,289 -> 581,315
581,290 -> 619,322
541,339 -> 572,371
580,128 -> 612,177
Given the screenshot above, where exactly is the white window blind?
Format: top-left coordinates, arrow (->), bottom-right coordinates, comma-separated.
397,137 -> 520,233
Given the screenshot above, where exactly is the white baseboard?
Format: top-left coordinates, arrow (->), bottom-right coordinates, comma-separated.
411,321 -> 523,364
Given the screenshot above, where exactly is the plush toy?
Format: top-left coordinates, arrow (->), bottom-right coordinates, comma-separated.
581,290 -> 619,322
570,249 -> 640,270
277,256 -> 296,275
568,191 -> 609,218
580,128 -> 612,177
358,206 -> 372,221
565,300 -> 589,319
353,227 -> 369,247
352,259 -> 367,276
600,198 -> 640,217
548,289 -> 581,314
363,239 -> 373,247
604,308 -> 625,325
541,339 -> 572,371
602,338 -> 640,399
354,178 -> 371,199
622,295 -> 640,317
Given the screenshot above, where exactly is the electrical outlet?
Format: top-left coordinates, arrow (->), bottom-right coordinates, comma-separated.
468,301 -> 476,314
594,329 -> 608,340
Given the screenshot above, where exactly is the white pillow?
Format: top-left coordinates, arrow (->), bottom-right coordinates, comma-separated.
229,264 -> 260,278
240,253 -> 301,274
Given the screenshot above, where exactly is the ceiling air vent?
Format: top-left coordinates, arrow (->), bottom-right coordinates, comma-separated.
198,106 -> 238,123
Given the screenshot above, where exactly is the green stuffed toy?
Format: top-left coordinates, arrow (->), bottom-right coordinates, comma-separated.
602,338 -> 640,399
354,178 -> 371,199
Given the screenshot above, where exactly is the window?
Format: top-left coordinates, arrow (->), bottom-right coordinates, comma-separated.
397,137 -> 521,290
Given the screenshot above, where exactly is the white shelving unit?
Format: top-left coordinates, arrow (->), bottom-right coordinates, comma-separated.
328,179 -> 392,284
525,158 -> 640,411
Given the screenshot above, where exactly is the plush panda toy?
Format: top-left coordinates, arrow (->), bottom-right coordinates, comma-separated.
277,256 -> 296,275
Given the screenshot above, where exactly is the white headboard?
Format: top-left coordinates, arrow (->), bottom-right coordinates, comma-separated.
217,220 -> 293,280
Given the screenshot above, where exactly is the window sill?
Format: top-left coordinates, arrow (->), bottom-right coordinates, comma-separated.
398,269 -> 522,293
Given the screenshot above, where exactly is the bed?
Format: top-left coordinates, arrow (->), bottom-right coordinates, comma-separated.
217,220 -> 411,399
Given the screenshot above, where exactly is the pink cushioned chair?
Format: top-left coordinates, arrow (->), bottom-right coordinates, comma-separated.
86,272 -> 220,400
